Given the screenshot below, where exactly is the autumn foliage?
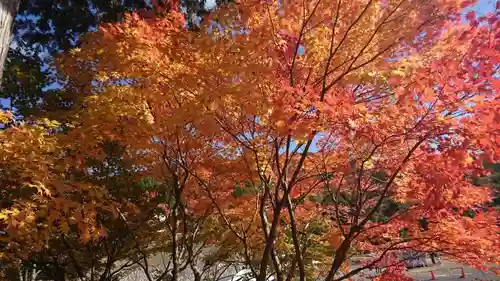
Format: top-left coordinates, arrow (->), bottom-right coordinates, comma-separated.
1,0 -> 500,280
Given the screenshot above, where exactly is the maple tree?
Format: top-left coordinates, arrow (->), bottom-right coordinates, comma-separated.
0,116 -> 230,281
1,0 -> 231,118
0,110 -> 113,260
2,0 -> 500,281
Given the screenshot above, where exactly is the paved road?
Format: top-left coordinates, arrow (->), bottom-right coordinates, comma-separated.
350,258 -> 499,281
119,252 -> 499,281
405,260 -> 499,281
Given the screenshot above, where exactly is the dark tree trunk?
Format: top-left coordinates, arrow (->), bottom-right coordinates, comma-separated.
0,0 -> 20,83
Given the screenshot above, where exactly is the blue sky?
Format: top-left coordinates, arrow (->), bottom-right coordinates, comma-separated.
474,0 -> 496,15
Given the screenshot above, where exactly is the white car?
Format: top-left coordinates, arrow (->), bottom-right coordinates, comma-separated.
230,269 -> 276,281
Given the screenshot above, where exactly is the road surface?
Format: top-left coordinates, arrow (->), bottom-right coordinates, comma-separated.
406,260 -> 499,281
118,252 -> 499,281
350,257 -> 498,281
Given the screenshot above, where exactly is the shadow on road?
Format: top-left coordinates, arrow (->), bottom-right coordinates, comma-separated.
406,260 -> 499,281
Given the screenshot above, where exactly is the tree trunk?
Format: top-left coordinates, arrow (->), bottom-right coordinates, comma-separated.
0,0 -> 20,83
